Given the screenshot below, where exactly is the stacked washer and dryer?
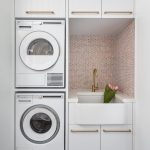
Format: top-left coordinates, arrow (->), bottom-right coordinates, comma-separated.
15,18 -> 66,150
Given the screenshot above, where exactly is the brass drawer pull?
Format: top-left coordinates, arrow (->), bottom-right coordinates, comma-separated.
71,11 -> 100,15
103,129 -> 132,133
26,11 -> 55,14
71,129 -> 99,133
104,11 -> 133,14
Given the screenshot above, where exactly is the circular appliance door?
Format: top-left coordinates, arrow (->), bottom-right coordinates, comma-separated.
20,31 -> 60,70
20,105 -> 60,144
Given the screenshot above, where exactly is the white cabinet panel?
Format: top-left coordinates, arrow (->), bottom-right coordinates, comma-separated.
15,0 -> 65,18
69,125 -> 100,150
102,0 -> 134,18
101,125 -> 132,150
69,0 -> 101,18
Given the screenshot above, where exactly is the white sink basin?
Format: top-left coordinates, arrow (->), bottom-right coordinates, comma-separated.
77,92 -> 104,103
69,102 -> 132,125
69,90 -> 133,125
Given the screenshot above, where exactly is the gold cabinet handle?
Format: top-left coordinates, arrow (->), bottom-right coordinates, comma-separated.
103,129 -> 132,133
26,11 -> 55,14
71,11 -> 100,15
104,11 -> 133,14
71,129 -> 99,133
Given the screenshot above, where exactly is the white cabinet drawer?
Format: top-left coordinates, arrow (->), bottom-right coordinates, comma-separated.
101,125 -> 132,150
69,125 -> 100,150
15,0 -> 65,18
69,0 -> 101,18
69,103 -> 132,125
102,0 -> 134,18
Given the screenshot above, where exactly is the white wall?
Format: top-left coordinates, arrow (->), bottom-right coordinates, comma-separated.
135,0 -> 150,150
0,0 -> 13,149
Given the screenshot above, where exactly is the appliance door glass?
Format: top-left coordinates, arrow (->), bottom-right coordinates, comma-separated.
20,31 -> 60,71
30,112 -> 52,134
20,105 -> 60,144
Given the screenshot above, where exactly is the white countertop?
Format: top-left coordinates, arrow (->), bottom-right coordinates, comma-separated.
68,89 -> 135,103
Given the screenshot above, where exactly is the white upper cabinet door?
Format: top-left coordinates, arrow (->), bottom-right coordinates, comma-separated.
69,125 -> 100,150
15,0 -> 65,18
102,0 -> 134,18
101,125 -> 133,150
69,0 -> 101,18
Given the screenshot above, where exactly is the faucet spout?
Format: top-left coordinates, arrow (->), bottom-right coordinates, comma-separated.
92,68 -> 98,92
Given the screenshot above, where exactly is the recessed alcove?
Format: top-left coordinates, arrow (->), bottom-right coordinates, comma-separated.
69,18 -> 135,98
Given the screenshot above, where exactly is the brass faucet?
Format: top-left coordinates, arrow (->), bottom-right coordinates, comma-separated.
92,68 -> 98,92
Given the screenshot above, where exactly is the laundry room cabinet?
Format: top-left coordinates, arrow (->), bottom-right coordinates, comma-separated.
102,0 -> 134,18
69,125 -> 133,150
69,0 -> 101,18
101,125 -> 133,150
68,102 -> 133,150
15,0 -> 65,18
69,125 -> 100,150
69,0 -> 134,18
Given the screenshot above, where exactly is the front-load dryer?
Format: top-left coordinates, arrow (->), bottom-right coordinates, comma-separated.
15,93 -> 65,150
16,20 -> 65,88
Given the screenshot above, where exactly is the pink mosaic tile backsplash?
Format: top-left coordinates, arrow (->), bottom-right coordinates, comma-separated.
69,21 -> 135,97
113,21 -> 135,97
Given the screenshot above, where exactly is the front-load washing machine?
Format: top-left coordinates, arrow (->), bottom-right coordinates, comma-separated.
15,93 -> 65,150
16,20 -> 65,88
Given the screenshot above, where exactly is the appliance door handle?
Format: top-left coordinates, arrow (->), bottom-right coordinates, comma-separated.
71,129 -> 99,133
104,11 -> 133,15
71,11 -> 100,15
26,10 -> 55,15
103,129 -> 132,133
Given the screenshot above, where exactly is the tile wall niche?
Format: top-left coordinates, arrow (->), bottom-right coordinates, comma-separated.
113,21 -> 135,97
69,21 -> 135,97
